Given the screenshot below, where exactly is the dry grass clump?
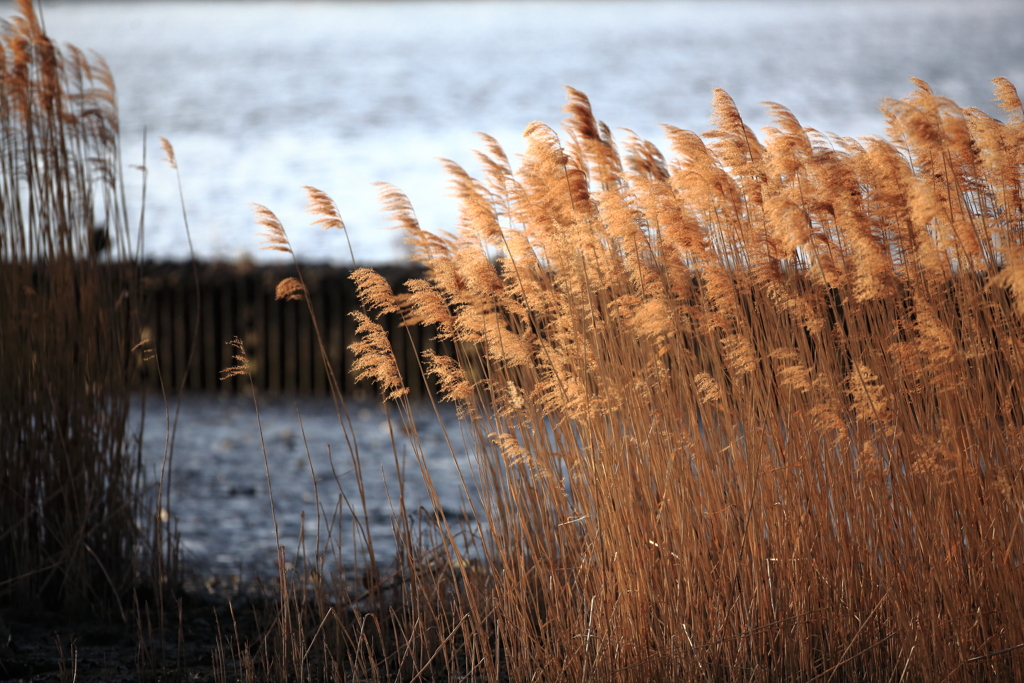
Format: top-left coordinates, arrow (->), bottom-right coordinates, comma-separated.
340,80 -> 1024,682
253,79 -> 1024,681
0,0 -> 140,614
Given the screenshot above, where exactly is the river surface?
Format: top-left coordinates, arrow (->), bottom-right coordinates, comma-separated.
129,393 -> 479,579
22,0 -> 1024,265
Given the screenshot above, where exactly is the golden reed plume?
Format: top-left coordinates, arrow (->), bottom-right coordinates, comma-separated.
261,78 -> 1024,682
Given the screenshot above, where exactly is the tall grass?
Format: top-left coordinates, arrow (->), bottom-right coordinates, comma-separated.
207,194 -> 488,682
254,77 -> 1024,682
0,0 -> 140,614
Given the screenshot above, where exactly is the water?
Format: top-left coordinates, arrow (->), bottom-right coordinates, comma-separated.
25,0 -> 1024,265
130,394 -> 479,579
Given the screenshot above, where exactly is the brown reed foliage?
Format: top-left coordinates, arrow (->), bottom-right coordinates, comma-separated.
341,80 -> 1024,682
0,0 -> 140,614
251,79 -> 1024,681
210,196 -> 490,681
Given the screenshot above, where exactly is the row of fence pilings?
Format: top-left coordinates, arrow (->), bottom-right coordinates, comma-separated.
134,261 -> 451,397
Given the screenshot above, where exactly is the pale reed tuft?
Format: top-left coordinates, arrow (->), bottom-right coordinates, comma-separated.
401,278 -> 455,334
846,362 -> 891,427
303,185 -> 346,231
219,336 -> 251,379
350,267 -> 400,316
422,349 -> 474,410
375,182 -> 421,234
159,136 -> 177,169
720,333 -> 759,376
694,372 -> 723,404
993,77 -> 1023,119
987,253 -> 1024,316
303,185 -> 355,264
252,203 -> 292,254
442,159 -> 503,243
349,311 -> 408,400
274,276 -> 305,301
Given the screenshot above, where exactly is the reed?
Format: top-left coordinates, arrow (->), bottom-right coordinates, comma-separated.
253,77 -> 1024,681
0,0 -> 140,614
209,193 -> 489,682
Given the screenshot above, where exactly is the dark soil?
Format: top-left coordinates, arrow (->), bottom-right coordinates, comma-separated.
0,577 -> 268,683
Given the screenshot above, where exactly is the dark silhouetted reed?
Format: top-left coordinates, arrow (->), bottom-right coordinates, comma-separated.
0,0 -> 139,615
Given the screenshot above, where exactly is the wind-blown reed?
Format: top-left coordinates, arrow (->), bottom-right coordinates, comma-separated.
0,0 -> 139,613
336,79 -> 1024,682
246,78 -> 1024,681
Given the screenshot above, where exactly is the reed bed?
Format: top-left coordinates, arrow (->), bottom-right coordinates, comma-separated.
249,77 -> 1024,682
0,0 -> 141,614
7,0 -> 1019,674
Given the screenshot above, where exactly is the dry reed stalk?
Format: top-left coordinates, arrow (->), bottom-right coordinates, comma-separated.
0,0 -> 139,614
323,79 -> 1024,682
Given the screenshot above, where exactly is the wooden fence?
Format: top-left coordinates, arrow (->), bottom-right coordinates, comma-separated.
136,262 -> 450,397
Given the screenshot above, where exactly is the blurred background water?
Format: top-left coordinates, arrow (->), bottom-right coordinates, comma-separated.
29,0 -> 1024,266
130,394 -> 480,579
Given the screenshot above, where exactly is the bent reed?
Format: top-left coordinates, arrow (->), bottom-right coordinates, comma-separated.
252,78 -> 1024,682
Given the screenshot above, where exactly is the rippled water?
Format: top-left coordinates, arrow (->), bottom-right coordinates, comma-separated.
130,394 -> 478,578
28,0 -> 1024,264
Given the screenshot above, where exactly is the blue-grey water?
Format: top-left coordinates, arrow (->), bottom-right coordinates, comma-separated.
26,0 -> 1024,265
130,394 -> 479,579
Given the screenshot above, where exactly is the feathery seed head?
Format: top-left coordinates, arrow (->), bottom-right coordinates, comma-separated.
993,77 -> 1023,120
303,185 -> 346,231
275,277 -> 305,301
252,203 -> 292,254
351,267 -> 400,317
349,311 -> 408,400
159,137 -> 177,170
694,372 -> 723,404
422,349 -> 475,412
220,337 -> 251,380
